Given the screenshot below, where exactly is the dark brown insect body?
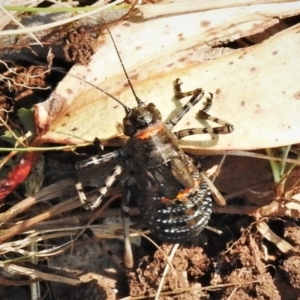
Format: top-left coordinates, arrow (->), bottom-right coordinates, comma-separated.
120,106 -> 212,242
75,24 -> 234,268
76,78 -> 234,268
76,78 -> 233,268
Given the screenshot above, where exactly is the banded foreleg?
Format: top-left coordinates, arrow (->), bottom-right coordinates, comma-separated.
76,150 -> 119,169
76,164 -> 122,210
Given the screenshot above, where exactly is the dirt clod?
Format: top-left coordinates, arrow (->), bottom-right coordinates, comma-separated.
128,244 -> 210,299
63,28 -> 98,65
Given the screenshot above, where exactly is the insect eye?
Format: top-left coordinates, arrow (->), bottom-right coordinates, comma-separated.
123,116 -> 136,136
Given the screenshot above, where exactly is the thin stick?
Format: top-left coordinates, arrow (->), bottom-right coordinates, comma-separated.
155,244 -> 180,300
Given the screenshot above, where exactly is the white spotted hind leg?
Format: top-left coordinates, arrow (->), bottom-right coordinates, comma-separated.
171,78 -> 234,206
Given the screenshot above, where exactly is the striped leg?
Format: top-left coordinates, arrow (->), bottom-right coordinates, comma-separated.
172,79 -> 232,207
171,78 -> 234,138
167,78 -> 205,129
76,152 -> 127,267
76,165 -> 122,210
76,150 -> 122,209
76,150 -> 119,169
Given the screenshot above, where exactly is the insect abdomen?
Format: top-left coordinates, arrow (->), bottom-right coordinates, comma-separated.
136,180 -> 212,242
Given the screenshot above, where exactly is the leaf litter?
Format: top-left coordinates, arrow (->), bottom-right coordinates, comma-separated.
1,1 -> 300,299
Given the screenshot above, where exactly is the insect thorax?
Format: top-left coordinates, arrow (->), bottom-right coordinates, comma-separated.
120,121 -> 198,199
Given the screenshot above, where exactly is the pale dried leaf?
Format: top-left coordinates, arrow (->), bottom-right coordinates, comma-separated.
35,4 -> 300,150
139,0 -> 300,19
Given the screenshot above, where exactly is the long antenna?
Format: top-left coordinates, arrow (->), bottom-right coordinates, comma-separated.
103,19 -> 146,107
62,71 -> 131,115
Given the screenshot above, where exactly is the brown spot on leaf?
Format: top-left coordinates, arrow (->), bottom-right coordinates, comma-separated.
130,73 -> 139,81
240,100 -> 245,106
215,88 -> 221,95
66,88 -> 72,95
178,57 -> 186,62
238,51 -> 247,59
71,127 -> 78,131
250,67 -> 256,72
200,20 -> 210,27
135,46 -> 142,50
123,22 -> 130,27
178,33 -> 184,41
272,50 -> 278,55
294,91 -> 300,100
229,61 -> 234,65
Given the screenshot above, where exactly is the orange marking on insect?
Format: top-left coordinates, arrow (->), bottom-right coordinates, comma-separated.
160,187 -> 193,203
176,187 -> 193,199
135,122 -> 164,139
